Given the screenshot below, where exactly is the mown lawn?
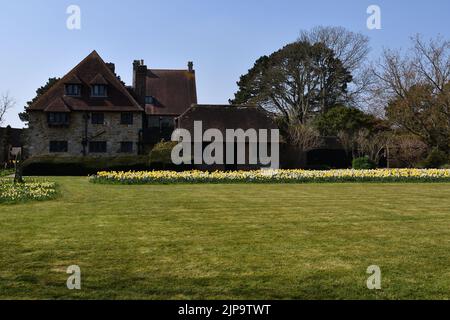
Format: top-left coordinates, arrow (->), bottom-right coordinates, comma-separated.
1,176 -> 450,299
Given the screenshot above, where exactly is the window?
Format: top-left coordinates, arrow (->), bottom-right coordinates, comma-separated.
91,113 -> 104,125
145,96 -> 155,104
49,141 -> 68,153
119,141 -> 133,153
121,112 -> 133,125
47,112 -> 69,126
89,141 -> 107,153
91,84 -> 107,97
65,84 -> 81,96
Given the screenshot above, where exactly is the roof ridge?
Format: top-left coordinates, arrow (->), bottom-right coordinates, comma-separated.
91,52 -> 143,111
29,50 -> 143,112
29,50 -> 98,109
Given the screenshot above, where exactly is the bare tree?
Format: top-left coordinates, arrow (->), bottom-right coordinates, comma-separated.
356,129 -> 388,164
372,35 -> 450,152
337,130 -> 357,158
299,26 -> 369,72
412,34 -> 450,93
288,123 -> 322,151
0,92 -> 15,125
389,134 -> 428,167
299,26 -> 374,108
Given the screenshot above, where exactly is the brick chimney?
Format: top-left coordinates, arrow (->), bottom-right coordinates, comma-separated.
132,59 -> 147,104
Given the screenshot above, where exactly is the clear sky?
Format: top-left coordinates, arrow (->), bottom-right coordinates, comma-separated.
1,0 -> 449,128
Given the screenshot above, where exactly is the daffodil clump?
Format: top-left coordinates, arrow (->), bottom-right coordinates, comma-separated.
0,179 -> 57,204
90,169 -> 450,184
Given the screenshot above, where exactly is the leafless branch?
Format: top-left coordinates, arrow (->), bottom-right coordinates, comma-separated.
0,92 -> 15,125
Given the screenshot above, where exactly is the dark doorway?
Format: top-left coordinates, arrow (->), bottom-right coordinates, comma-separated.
307,149 -> 350,169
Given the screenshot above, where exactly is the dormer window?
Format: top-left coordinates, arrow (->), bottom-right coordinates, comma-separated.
65,84 -> 81,96
64,75 -> 82,96
91,84 -> 108,97
90,74 -> 109,97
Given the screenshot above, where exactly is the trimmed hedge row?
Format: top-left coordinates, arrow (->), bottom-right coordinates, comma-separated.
21,155 -> 194,176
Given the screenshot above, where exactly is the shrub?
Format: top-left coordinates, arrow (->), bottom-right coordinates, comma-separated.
314,105 -> 377,136
149,141 -> 179,169
419,148 -> 448,168
352,156 -> 376,169
22,155 -> 150,176
388,134 -> 427,168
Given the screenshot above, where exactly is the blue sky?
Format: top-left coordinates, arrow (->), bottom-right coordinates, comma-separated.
1,0 -> 449,128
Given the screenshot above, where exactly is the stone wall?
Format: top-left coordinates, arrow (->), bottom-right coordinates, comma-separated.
27,111 -> 142,157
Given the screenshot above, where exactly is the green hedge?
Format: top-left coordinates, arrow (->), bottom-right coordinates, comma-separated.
352,156 -> 376,169
148,141 -> 182,170
22,156 -> 150,176
21,155 -> 193,176
419,148 -> 449,168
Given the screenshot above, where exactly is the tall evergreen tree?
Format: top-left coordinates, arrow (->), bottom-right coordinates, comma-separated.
230,41 -> 352,126
19,77 -> 60,123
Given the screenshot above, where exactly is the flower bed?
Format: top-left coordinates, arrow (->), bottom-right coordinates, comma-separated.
90,169 -> 450,184
0,179 -> 57,204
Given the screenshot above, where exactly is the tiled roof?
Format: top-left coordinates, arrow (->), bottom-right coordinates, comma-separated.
43,97 -> 71,112
89,73 -> 108,85
28,51 -> 143,113
145,69 -> 197,115
177,104 -> 278,139
66,75 -> 82,84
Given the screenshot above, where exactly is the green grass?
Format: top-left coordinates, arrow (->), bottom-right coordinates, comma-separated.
0,169 -> 13,177
1,176 -> 450,299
